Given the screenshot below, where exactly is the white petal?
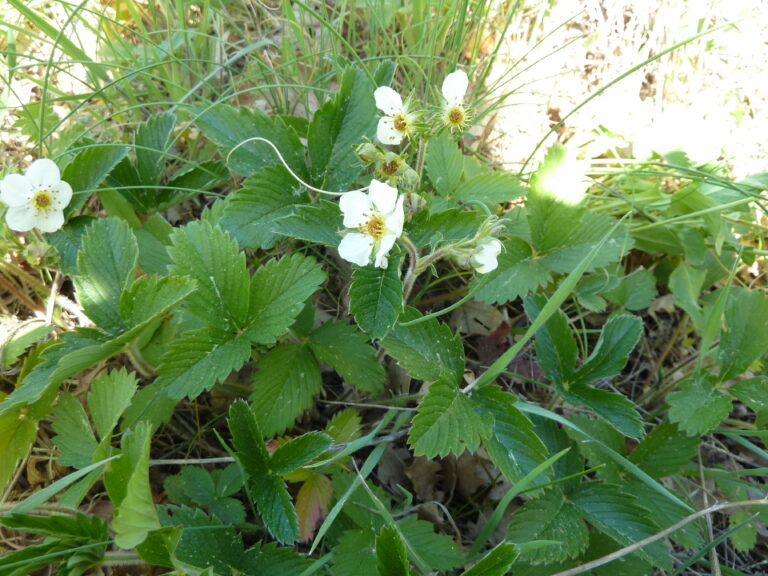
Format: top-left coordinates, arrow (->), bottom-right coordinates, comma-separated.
471,239 -> 502,274
24,159 -> 61,188
377,117 -> 404,145
374,86 -> 403,115
374,232 -> 398,268
35,209 -> 65,233
368,179 -> 398,216
52,180 -> 73,208
338,233 -> 374,266
0,174 -> 33,206
442,70 -> 469,106
384,194 -> 405,236
339,191 -> 373,228
5,204 -> 37,232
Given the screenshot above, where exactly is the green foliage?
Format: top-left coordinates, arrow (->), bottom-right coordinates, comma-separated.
349,257 -> 404,338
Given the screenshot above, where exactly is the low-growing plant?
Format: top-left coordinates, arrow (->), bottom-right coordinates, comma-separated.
1,2 -> 767,575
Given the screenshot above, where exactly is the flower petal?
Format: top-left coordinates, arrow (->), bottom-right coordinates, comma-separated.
383,194 -> 405,237
374,86 -> 403,115
374,232 -> 398,268
368,179 -> 398,216
0,174 -> 33,206
441,70 -> 469,106
471,239 -> 502,274
24,159 -> 61,188
376,117 -> 404,146
339,191 -> 373,228
338,233 -> 374,266
35,209 -> 65,233
5,204 -> 37,232
52,180 -> 73,208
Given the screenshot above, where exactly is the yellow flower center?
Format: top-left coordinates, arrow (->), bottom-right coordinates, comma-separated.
393,113 -> 409,133
33,190 -> 53,211
447,106 -> 465,126
380,158 -> 401,176
365,215 -> 386,239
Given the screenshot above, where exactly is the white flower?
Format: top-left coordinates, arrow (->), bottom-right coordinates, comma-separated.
0,159 -> 72,233
374,86 -> 415,145
441,70 -> 470,130
470,238 -> 502,274
338,179 -> 405,268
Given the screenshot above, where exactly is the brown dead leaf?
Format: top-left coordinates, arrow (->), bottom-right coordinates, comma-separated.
405,457 -> 442,503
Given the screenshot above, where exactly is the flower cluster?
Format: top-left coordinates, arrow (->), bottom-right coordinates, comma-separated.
0,159 -> 72,233
373,69 -> 471,146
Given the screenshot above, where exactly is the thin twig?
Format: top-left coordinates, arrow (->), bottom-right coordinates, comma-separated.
550,499 -> 768,576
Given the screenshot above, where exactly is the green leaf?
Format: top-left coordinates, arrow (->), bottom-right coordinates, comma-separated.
118,275 -> 196,338
246,254 -> 327,344
472,237 -> 552,305
524,295 -> 577,388
270,431 -> 333,474
669,262 -> 706,330
729,376 -> 768,412
134,212 -> 173,274
507,491 -> 589,564
349,257 -> 404,339
52,393 -> 98,469
62,145 -> 129,214
604,268 -> 658,311
168,220 -> 249,330
0,511 -> 107,540
376,525 -> 410,576
463,542 -> 518,576
334,529 -> 378,576
74,218 -> 138,334
192,104 -> 307,179
452,172 -> 525,205
409,380 -> 493,457
569,482 -> 669,567
718,287 -> 768,380
381,308 -> 464,383
0,410 -> 38,494
473,386 -> 549,484
163,160 -> 229,209
407,208 -> 486,249
668,375 -> 732,435
426,132 -> 463,197
87,369 -> 138,441
220,166 -> 308,249
249,343 -> 322,437
47,215 -> 95,275
396,515 -> 464,571
310,321 -> 386,393
229,401 -> 299,544
628,419 -> 699,478
273,200 -> 343,247
0,323 -> 53,369
135,111 -> 175,186
561,386 -> 644,439
572,313 -> 643,386
308,67 -> 376,191
110,423 -> 161,549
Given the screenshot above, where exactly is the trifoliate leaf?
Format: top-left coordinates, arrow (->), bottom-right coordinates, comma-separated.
309,321 -> 386,393
718,287 -> 768,381
75,218 -> 138,334
308,67 -> 376,191
472,237 -> 552,305
381,308 -> 464,383
426,132 -> 463,197
409,380 -> 493,458
507,491 -> 588,564
110,422 -> 161,549
376,525 -> 410,576
192,104 -> 308,179
246,254 -> 327,344
349,257 -> 404,339
628,419 -> 699,478
157,327 -> 253,400
273,200 -> 343,247
473,386 -> 549,484
249,343 -> 322,437
168,220 -> 249,330
604,268 -> 658,311
572,313 -> 643,386
668,375 -> 732,435
52,393 -> 98,469
220,166 -> 308,249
